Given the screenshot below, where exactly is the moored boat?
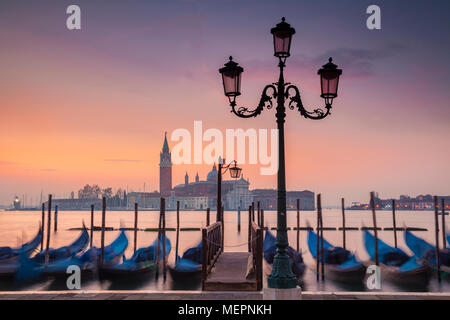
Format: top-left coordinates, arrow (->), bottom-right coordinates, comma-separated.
363,230 -> 431,287
168,240 -> 202,282
404,230 -> 450,277
100,233 -> 170,279
307,229 -> 366,283
263,230 -> 305,278
41,230 -> 128,278
0,227 -> 42,263
32,227 -> 89,264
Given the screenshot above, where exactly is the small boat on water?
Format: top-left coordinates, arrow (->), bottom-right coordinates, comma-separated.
307,230 -> 366,283
41,230 -> 128,278
100,234 -> 170,279
263,230 -> 305,278
363,230 -> 431,286
0,228 -> 42,263
404,230 -> 450,278
168,240 -> 202,282
32,227 -> 89,264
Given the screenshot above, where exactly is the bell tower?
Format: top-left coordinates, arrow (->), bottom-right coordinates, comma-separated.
159,132 -> 172,197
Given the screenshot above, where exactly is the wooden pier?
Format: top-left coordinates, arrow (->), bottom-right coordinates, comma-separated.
202,206 -> 263,291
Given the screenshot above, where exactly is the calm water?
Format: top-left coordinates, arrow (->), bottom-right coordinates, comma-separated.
0,209 -> 448,292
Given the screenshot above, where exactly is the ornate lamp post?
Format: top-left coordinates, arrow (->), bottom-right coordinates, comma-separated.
217,159 -> 242,222
218,18 -> 342,289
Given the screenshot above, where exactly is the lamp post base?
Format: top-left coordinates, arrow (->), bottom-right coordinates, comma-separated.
263,287 -> 301,300
267,254 -> 298,289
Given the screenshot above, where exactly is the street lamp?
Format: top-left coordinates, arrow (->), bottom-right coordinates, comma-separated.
217,159 -> 242,222
218,17 -> 342,289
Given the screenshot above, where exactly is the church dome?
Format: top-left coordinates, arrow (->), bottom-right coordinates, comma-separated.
206,164 -> 218,182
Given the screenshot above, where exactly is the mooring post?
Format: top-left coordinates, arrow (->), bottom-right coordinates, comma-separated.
434,196 -> 441,282
370,192 -> 379,267
54,205 -> 58,232
44,195 -> 52,264
392,199 -> 398,248
319,195 -> 325,281
206,207 -> 210,227
316,194 -> 320,281
41,203 -> 45,251
100,197 -> 106,266
248,205 -> 252,252
251,202 -> 255,222
134,202 -> 138,253
175,201 -> 180,264
221,205 -> 225,250
257,201 -> 261,226
260,209 -> 265,230
296,199 -> 300,252
90,204 -> 94,248
341,198 -> 346,249
442,199 -> 446,249
162,198 -> 167,281
237,205 -> 241,232
155,198 -> 163,279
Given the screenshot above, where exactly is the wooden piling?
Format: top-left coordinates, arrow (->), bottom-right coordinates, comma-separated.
316,194 -> 320,281
296,199 -> 300,252
370,192 -> 379,266
41,203 -> 45,251
260,209 -> 264,230
257,201 -> 260,226
206,207 -> 210,227
442,199 -> 446,249
100,197 -> 106,266
251,202 -> 255,222
54,205 -> 58,232
434,196 -> 441,282
162,198 -> 167,281
392,199 -> 398,248
248,205 -> 252,252
318,195 -> 325,281
237,205 -> 241,232
175,201 -> 180,264
155,198 -> 163,279
90,204 -> 94,248
45,194 -> 52,264
341,198 -> 346,250
134,202 -> 138,253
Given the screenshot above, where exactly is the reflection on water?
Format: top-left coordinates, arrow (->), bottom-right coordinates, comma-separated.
0,209 -> 448,292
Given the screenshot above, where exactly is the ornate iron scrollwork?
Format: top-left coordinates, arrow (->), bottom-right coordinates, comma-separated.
285,85 -> 331,120
230,85 -> 277,118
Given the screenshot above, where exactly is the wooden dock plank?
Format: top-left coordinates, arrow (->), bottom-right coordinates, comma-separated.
203,252 -> 257,291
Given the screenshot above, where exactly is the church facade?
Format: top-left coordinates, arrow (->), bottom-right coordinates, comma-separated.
128,134 -> 313,211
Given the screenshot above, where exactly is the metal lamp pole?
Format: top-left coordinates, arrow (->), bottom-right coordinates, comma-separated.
218,18 -> 342,289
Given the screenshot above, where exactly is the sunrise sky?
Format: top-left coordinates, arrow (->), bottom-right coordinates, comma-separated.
1,0 -> 449,206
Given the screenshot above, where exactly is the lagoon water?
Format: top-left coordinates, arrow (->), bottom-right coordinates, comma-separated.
0,209 -> 448,292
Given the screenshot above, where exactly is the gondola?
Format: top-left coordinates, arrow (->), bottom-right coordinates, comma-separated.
307,229 -> 366,283
404,230 -> 450,277
41,230 -> 128,278
0,228 -> 43,280
363,230 -> 431,286
0,227 -> 42,263
32,226 -> 89,264
100,233 -> 171,279
13,226 -> 90,281
263,230 -> 305,277
168,240 -> 202,282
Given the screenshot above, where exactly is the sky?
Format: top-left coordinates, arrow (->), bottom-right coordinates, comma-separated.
0,0 -> 449,206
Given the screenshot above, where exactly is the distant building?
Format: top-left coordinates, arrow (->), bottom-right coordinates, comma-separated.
44,198 -> 102,210
160,132 -> 172,197
349,193 -> 450,210
251,189 -> 315,211
13,196 -> 21,209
